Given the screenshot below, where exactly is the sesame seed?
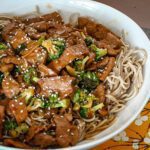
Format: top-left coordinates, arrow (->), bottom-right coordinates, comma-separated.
11,104 -> 15,107
70,132 -> 74,136
19,102 -> 23,105
67,129 -> 70,132
20,110 -> 24,113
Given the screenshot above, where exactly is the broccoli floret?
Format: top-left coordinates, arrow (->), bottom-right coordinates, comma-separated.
23,67 -> 37,84
0,43 -> 7,50
0,72 -> 4,84
80,107 -> 89,118
79,71 -> 99,91
85,36 -> 94,46
66,65 -> 78,76
43,93 -> 70,109
11,66 -> 20,77
15,43 -> 26,54
38,36 -> 45,45
73,89 -> 97,110
73,89 -> 88,104
4,120 -> 17,131
73,89 -> 104,118
9,123 -> 29,138
20,87 -> 35,104
42,38 -> 65,61
92,103 -> 104,112
74,56 -> 89,72
89,44 -> 107,61
79,107 -> 94,119
27,98 -> 44,111
0,94 -> 6,100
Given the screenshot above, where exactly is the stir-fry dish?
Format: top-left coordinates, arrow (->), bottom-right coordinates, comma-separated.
0,11 -> 146,148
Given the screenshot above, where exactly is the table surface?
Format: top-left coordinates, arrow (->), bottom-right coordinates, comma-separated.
96,0 -> 150,29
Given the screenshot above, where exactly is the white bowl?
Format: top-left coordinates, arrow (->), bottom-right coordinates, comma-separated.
0,0 -> 150,149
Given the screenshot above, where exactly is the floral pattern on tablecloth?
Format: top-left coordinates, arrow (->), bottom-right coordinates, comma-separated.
92,100 -> 150,150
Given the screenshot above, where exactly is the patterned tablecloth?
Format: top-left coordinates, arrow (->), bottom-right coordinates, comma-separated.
92,100 -> 150,150
92,29 -> 150,150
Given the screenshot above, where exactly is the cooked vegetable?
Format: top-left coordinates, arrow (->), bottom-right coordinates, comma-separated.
79,71 -> 99,91
89,44 -> 107,61
74,56 -> 89,71
43,93 -> 70,109
73,89 -> 98,110
92,103 -> 104,112
27,98 -> 43,111
0,43 -> 7,50
20,87 -> 35,104
85,36 -> 94,46
12,66 -> 20,75
23,67 -> 37,84
15,43 -> 26,54
73,89 -> 88,104
0,71 -> 4,84
80,107 -> 89,118
38,36 -> 45,45
66,65 -> 77,76
9,123 -> 29,138
4,120 -> 17,131
80,103 -> 104,119
42,38 -> 65,61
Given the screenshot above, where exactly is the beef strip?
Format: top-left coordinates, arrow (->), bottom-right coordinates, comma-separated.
25,26 -> 47,40
97,33 -> 122,56
54,115 -> 79,147
8,98 -> 28,124
93,84 -> 105,102
78,17 -> 108,39
2,22 -> 17,41
0,64 -> 14,73
0,100 -> 10,107
23,12 -> 63,25
38,64 -> 57,77
48,44 -> 89,73
30,133 -> 56,148
98,57 -> 115,81
21,40 -> 40,56
2,76 -> 20,99
78,17 -> 122,49
87,57 -> 109,71
4,139 -> 31,149
37,76 -> 75,98
1,56 -> 23,65
25,125 -> 47,142
0,105 -> 5,139
10,29 -> 30,49
23,47 -> 47,64
31,21 -> 51,32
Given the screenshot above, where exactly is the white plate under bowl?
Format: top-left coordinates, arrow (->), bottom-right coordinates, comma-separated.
0,0 -> 150,150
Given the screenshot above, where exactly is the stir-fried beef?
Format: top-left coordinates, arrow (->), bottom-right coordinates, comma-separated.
2,76 -> 20,99
8,98 -> 28,124
54,115 -> 79,147
0,11 -> 122,148
30,133 -> 56,148
48,44 -> 89,73
4,139 -> 31,149
37,76 -> 75,98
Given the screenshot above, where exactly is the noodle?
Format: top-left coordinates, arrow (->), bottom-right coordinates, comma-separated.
83,42 -> 147,138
